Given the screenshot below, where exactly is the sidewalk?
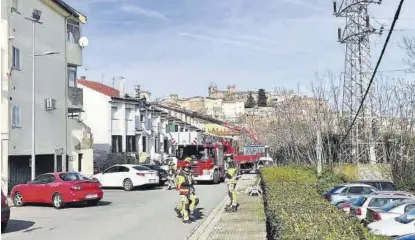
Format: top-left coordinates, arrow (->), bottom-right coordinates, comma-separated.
188,174 -> 267,240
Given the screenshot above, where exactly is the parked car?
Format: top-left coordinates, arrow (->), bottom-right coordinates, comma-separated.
324,183 -> 377,205
368,208 -> 415,237
371,191 -> 414,197
93,164 -> 159,191
396,234 -> 415,240
350,195 -> 411,222
1,190 -> 10,232
365,199 -> 415,225
10,172 -> 103,209
141,164 -> 168,186
337,197 -> 360,214
354,180 -> 396,191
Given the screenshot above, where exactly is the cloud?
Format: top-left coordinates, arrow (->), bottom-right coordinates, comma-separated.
178,32 -> 275,52
119,4 -> 168,20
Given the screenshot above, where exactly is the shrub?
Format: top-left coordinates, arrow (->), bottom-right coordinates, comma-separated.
260,166 -> 388,240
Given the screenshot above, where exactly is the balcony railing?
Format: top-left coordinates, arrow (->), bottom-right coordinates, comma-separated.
66,42 -> 83,66
68,87 -> 83,111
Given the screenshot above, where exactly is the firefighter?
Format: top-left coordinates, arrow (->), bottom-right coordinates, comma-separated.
184,156 -> 192,163
186,168 -> 199,217
166,161 -> 177,190
225,161 -> 238,212
174,166 -> 192,223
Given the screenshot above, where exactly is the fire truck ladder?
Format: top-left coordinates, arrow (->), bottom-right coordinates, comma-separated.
151,102 -> 261,144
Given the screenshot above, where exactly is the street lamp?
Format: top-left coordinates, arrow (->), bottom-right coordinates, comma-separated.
25,9 -> 59,180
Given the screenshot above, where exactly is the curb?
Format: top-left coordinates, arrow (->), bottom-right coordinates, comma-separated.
186,193 -> 228,240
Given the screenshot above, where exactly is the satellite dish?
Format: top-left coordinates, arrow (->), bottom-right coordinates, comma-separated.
78,36 -> 89,48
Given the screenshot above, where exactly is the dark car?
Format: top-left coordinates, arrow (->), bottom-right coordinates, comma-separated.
142,164 -> 168,186
1,190 -> 10,232
354,180 -> 396,191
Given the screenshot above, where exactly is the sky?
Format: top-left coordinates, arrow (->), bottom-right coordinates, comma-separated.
67,0 -> 415,99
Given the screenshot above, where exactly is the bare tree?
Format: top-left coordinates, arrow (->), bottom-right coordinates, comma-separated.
402,37 -> 415,69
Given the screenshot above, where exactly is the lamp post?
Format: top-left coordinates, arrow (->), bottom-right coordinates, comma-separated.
25,9 -> 59,180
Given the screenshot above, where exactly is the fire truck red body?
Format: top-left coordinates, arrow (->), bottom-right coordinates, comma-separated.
172,132 -> 226,183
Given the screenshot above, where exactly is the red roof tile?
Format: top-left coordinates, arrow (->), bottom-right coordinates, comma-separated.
77,79 -> 120,97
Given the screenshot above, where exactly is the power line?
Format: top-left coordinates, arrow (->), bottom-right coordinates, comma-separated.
340,0 -> 406,145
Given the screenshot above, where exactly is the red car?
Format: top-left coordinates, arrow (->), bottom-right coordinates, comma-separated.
1,190 -> 10,232
10,172 -> 103,209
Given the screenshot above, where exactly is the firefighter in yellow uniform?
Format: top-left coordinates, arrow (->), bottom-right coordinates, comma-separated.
167,161 -> 177,190
225,161 -> 238,212
174,166 -> 193,223
184,156 -> 192,163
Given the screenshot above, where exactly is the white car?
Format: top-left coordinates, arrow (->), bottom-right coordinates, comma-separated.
365,199 -> 415,224
368,208 -> 415,237
93,164 -> 159,191
350,195 -> 411,222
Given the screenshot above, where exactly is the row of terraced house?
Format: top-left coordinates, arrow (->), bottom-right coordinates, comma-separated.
0,0 -> 203,194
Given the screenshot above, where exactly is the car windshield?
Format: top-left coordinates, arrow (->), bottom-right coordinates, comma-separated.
327,185 -> 344,194
396,209 -> 415,224
133,165 -> 152,171
59,172 -> 90,181
354,196 -> 367,207
381,200 -> 405,212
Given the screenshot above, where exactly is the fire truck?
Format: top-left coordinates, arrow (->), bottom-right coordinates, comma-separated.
151,102 -> 273,176
170,131 -> 226,184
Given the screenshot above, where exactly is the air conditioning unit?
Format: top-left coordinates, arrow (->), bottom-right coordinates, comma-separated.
44,98 -> 56,111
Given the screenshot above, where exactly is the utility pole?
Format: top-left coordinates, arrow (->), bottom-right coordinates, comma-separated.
333,0 -> 384,164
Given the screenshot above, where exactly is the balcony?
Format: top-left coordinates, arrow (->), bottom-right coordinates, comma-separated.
66,42 -> 83,66
67,87 -> 83,112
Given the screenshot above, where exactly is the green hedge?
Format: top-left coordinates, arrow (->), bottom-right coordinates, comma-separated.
260,166 -> 388,240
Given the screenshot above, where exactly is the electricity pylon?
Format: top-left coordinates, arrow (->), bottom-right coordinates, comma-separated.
333,0 -> 384,164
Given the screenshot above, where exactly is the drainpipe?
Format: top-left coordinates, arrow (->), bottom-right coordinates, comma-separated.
64,16 -> 69,171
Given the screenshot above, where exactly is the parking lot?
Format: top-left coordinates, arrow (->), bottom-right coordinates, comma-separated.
2,183 -> 226,240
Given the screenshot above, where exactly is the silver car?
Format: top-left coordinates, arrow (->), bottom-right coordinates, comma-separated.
365,199 -> 415,225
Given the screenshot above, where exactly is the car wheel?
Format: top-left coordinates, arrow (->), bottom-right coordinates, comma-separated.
52,193 -> 64,209
86,199 -> 100,206
213,170 -> 220,184
13,192 -> 24,207
123,178 -> 133,191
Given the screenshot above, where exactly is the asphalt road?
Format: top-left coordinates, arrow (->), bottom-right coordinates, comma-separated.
2,183 -> 227,240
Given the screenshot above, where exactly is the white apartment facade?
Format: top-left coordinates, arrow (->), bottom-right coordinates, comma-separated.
0,0 -> 91,193
78,78 -> 172,168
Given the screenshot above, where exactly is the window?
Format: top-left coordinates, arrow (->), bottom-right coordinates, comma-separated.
67,19 -> 80,43
142,136 -> 147,152
12,47 -> 20,69
348,187 -> 364,194
133,165 -> 152,171
12,105 -> 21,128
405,204 -> 415,213
118,166 -> 130,172
380,182 -> 396,191
126,108 -> 134,120
104,166 -> 118,174
368,198 -> 392,208
68,65 -> 77,87
126,136 -> 136,152
174,125 -> 179,132
78,153 -> 83,172
111,135 -> 122,153
111,107 -> 119,119
140,114 -> 145,122
59,172 -> 89,181
32,174 -> 55,184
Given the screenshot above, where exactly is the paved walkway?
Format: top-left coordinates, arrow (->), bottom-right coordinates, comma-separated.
188,174 -> 267,240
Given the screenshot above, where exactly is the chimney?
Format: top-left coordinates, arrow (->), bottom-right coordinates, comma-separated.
80,76 -> 86,80
119,77 -> 125,97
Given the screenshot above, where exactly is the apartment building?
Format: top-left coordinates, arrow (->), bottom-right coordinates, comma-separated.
0,0 -> 91,193
78,77 -> 174,166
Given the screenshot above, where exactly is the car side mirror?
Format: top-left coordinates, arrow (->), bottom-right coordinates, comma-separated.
27,180 -> 32,184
